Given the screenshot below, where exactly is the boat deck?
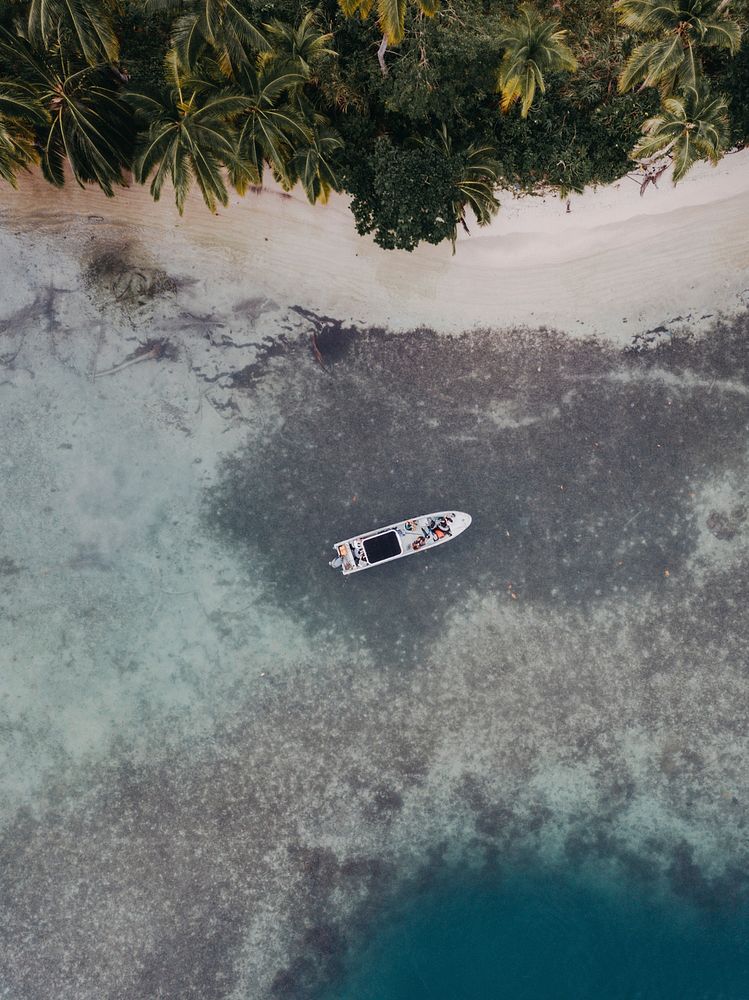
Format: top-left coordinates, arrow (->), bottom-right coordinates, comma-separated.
331,511 -> 471,575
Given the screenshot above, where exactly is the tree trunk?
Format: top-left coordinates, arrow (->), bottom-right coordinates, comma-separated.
377,34 -> 388,75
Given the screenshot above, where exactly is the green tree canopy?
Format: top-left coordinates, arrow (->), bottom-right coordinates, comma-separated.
343,126 -> 502,251
417,124 -> 500,249
286,120 -> 342,203
263,10 -> 337,80
228,59 -> 309,190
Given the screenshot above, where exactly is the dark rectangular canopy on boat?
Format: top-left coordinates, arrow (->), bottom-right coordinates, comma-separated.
363,530 -> 401,564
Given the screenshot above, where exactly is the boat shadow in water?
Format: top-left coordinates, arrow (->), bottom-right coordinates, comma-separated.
204,316 -> 749,665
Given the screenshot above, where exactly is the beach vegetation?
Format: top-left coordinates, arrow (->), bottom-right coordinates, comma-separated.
714,29 -> 749,142
146,0 -> 271,75
0,0 -> 747,246
25,0 -> 121,65
342,130 -> 459,250
615,0 -> 742,96
615,0 -> 740,181
263,8 -> 337,76
0,80 -> 45,185
0,28 -> 134,193
336,0 -> 440,51
230,58 -> 311,186
496,4 -> 578,118
416,123 -> 501,248
630,81 -> 731,181
285,120 -> 343,202
127,52 -> 245,212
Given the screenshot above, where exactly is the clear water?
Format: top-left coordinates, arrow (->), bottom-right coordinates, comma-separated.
2,209 -> 749,1000
329,873 -> 749,1000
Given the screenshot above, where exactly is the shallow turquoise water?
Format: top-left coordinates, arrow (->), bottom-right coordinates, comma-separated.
329,873 -> 749,1000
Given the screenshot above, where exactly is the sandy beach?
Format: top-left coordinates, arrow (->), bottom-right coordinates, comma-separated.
1,157 -> 748,1000
3,148 -> 749,343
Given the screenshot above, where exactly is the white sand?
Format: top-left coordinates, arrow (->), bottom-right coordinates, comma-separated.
2,149 -> 749,343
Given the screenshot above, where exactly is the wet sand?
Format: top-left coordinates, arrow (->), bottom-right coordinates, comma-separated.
0,177 -> 748,998
2,148 -> 749,343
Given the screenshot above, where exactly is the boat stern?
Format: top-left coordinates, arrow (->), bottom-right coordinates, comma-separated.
330,541 -> 355,574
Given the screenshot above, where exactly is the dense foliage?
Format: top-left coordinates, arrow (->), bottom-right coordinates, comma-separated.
0,0 -> 746,248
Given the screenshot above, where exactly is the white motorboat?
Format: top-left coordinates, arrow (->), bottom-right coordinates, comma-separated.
329,511 -> 471,575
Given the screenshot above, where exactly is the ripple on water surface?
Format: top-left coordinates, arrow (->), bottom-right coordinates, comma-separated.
325,871 -> 749,1000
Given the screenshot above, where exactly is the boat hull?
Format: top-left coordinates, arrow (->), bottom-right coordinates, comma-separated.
330,511 -> 471,575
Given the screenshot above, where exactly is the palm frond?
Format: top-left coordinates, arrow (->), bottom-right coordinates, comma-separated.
263,12 -> 337,78
670,128 -> 696,182
26,0 -> 119,65
614,0 -> 679,34
377,0 -> 405,45
0,81 -> 46,186
287,122 -> 342,203
0,81 -> 48,123
0,33 -> 133,194
337,0 -> 373,18
130,68 -> 243,214
171,13 -> 207,70
640,36 -> 684,87
700,21 -> 741,52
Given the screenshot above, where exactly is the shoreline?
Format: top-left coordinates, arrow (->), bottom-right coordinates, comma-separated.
2,149 -> 749,344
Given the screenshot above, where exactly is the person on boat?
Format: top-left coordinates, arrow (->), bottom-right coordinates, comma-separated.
425,518 -> 450,540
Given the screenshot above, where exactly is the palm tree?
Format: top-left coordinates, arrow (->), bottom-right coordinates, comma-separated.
497,5 -> 578,118
242,17 -> 344,205
262,11 -> 337,80
286,121 -> 342,203
0,29 -> 133,193
228,60 -> 310,192
616,0 -> 742,96
25,0 -> 120,65
452,140 -> 501,236
630,82 -> 731,181
0,81 -> 47,186
145,0 -> 270,75
418,125 -> 501,250
127,52 -> 246,212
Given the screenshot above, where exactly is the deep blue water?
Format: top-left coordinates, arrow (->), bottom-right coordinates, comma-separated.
327,872 -> 749,1000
